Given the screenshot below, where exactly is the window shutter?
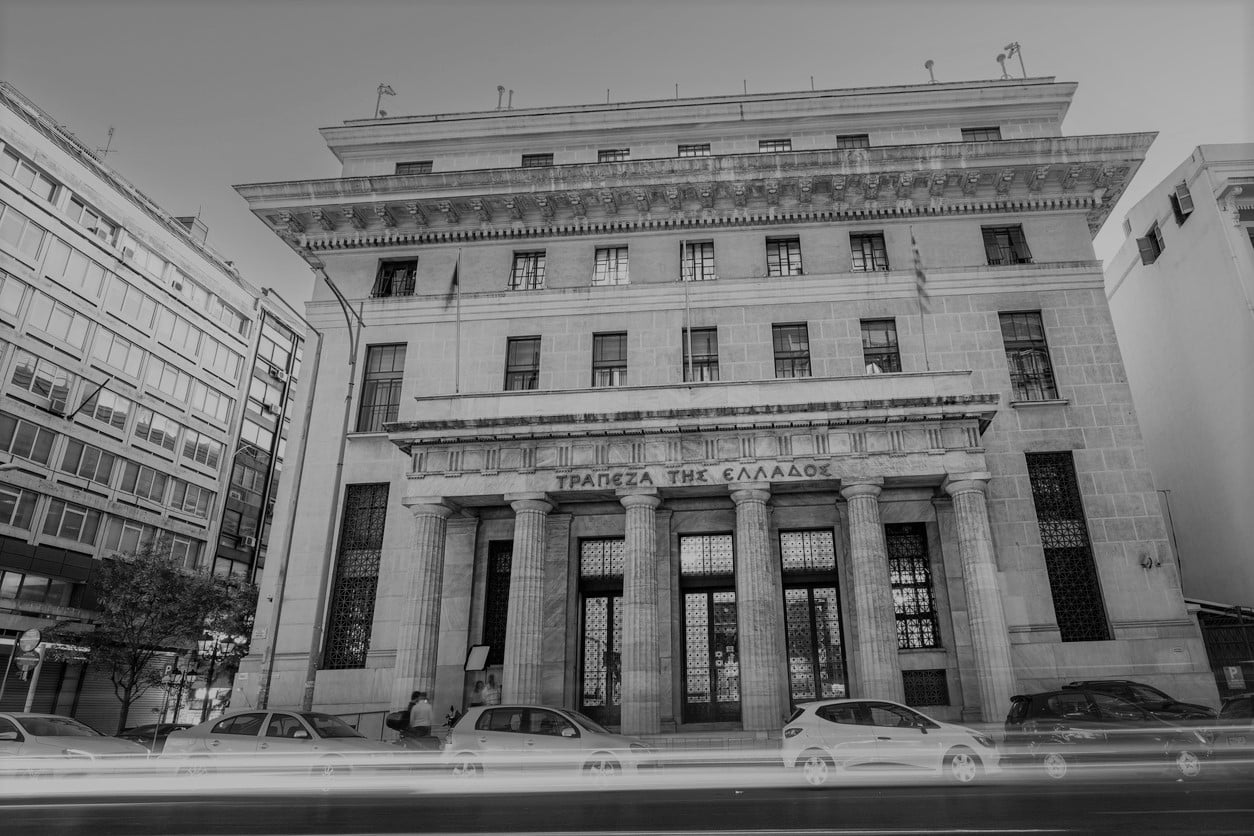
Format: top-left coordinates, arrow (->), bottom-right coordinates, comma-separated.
981,229 -> 1001,264
1136,236 -> 1158,265
1174,182 -> 1194,215
1011,227 -> 1033,262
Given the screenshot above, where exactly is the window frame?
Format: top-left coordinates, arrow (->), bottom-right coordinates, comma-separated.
861,319 -> 901,374
592,246 -> 629,286
591,332 -> 628,388
758,139 -> 793,153
597,149 -> 629,163
982,225 -> 1033,266
961,127 -> 1003,142
766,237 -> 803,277
1136,223 -> 1165,265
678,143 -> 711,158
772,323 -> 812,379
680,241 -> 715,282
355,344 -> 406,433
521,153 -> 554,168
371,258 -> 417,298
836,134 -> 871,150
682,327 -> 719,383
508,251 -> 546,291
999,311 -> 1059,401
395,161 -> 433,175
850,232 -> 889,272
504,336 -> 541,392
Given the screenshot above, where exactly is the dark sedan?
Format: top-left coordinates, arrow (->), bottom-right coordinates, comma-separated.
116,723 -> 192,753
1063,679 -> 1216,723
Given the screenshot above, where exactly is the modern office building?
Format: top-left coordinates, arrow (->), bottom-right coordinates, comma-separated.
236,76 -> 1216,736
1105,144 -> 1254,695
0,82 -> 300,729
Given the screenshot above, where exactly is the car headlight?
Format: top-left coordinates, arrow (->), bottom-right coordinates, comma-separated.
784,727 -> 803,738
973,734 -> 997,749
62,748 -> 95,759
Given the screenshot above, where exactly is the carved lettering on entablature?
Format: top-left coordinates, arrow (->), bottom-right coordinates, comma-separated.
732,183 -> 747,207
830,176 -> 847,204
863,174 -> 881,201
342,206 -> 366,230
765,180 -> 780,206
567,192 -> 586,218
504,197 -> 523,220
535,195 -> 555,220
405,202 -> 428,226
277,210 -> 303,234
995,169 -> 1015,195
929,171 -> 948,197
373,204 -> 397,228
633,189 -> 650,213
961,172 -> 981,195
896,173 -> 915,199
698,185 -> 714,209
1028,166 -> 1050,192
438,201 -> 460,224
310,208 -> 335,232
797,178 -> 813,204
599,191 -> 617,214
1061,166 -> 1082,191
666,186 -> 683,211
469,199 -> 492,223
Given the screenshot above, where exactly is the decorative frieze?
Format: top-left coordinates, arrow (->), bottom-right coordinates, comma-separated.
311,207 -> 335,232
405,201 -> 428,226
469,198 -> 492,222
374,203 -> 397,227
342,205 -> 366,230
437,201 -> 460,224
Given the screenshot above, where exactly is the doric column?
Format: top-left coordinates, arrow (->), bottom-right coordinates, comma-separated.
841,479 -> 904,703
944,473 -> 1016,722
502,492 -> 553,703
393,499 -> 454,708
618,489 -> 662,735
730,482 -> 788,730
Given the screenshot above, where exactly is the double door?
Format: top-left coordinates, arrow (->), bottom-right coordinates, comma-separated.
682,589 -> 740,723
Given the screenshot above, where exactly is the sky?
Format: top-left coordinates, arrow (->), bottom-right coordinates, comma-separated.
1,0 -> 1251,305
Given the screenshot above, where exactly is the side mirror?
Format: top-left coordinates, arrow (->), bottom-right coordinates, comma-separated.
0,730 -> 19,741
560,727 -> 576,738
292,729 -> 310,739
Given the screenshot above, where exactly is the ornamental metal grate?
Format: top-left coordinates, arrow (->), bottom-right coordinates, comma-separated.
1026,452 -> 1111,642
580,539 -> 624,578
886,523 -> 940,649
780,530 -> 836,573
483,541 -> 513,666
902,669 -> 950,706
580,594 -> 622,726
680,534 -> 734,576
322,483 -> 388,669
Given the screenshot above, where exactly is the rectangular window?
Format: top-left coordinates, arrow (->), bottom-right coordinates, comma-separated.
82,388 -> 133,433
103,518 -> 157,556
850,232 -> 889,271
836,134 -> 871,149
170,478 -> 213,517
861,319 -> 901,373
961,127 -> 1002,142
504,337 -> 540,391
772,323 -> 811,378
982,225 -> 1033,265
598,149 -> 629,163
1169,181 -> 1194,225
1025,452 -> 1111,642
592,332 -> 628,388
181,429 -> 223,471
1,147 -> 59,202
484,540 -> 513,666
1000,312 -> 1059,401
60,439 -> 116,485
356,344 -> 405,432
155,308 -> 203,358
0,411 -> 56,465
395,161 -> 432,175
521,153 -> 553,168
134,406 -> 181,452
119,460 -> 169,502
681,241 -> 715,282
0,270 -> 26,319
509,251 -> 546,291
42,240 -> 107,299
682,328 -> 719,382
759,139 -> 792,153
27,293 -> 91,351
886,523 -> 940,649
0,482 -> 38,530
1136,222 -> 1165,265
200,337 -> 242,382
65,197 -> 118,243
145,356 -> 192,403
592,247 -> 629,286
91,328 -> 145,378
371,258 -> 417,297
0,199 -> 47,260
323,483 -> 388,670
104,278 -> 157,329
10,350 -> 73,413
766,237 -> 803,277
42,499 -> 101,545
678,143 -> 711,157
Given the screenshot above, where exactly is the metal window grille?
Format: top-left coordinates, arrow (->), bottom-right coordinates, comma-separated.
772,323 -> 811,378
759,139 -> 792,153
850,233 -> 889,271
581,593 -> 623,725
766,238 -> 803,277
580,539 -> 625,579
509,252 -> 546,290
1025,452 -> 1111,642
680,534 -> 734,576
484,541 -> 513,665
682,328 -> 719,382
678,143 -> 711,157
521,153 -> 553,168
886,523 -> 940,649
598,149 -> 629,163
592,332 -> 628,388
355,344 -> 405,432
504,337 -> 540,391
321,484 -> 388,669
902,669 -> 950,706
982,226 -> 1033,265
961,127 -> 1002,142
999,312 -> 1058,401
681,242 -> 715,282
780,530 -> 837,574
593,247 -> 629,286
395,161 -> 432,175
836,134 -> 871,149
861,319 -> 901,374
371,259 -> 417,297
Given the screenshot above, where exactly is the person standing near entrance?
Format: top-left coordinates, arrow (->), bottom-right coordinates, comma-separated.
408,690 -> 433,738
482,674 -> 501,706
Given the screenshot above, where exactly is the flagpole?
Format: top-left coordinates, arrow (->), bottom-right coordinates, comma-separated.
910,226 -> 932,372
453,249 -> 462,393
681,239 -> 692,383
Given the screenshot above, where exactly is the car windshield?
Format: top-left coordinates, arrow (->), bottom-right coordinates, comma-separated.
1127,683 -> 1171,703
566,710 -> 612,735
23,717 -> 101,737
301,713 -> 364,739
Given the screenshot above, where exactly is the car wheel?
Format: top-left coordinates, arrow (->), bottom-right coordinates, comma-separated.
1041,751 -> 1068,780
583,755 -> 621,785
1172,749 -> 1202,779
449,754 -> 482,778
799,749 -> 834,787
945,747 -> 982,784
178,758 -> 215,778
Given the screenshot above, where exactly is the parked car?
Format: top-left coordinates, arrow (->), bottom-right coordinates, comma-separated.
781,699 -> 1000,786
1210,692 -> 1254,772
1004,689 -> 1211,779
161,709 -> 396,776
0,712 -> 148,773
443,704 -> 656,779
116,723 -> 192,753
1063,680 -> 1217,723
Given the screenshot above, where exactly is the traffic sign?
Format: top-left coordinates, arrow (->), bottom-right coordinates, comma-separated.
18,628 -> 41,652
13,651 -> 41,671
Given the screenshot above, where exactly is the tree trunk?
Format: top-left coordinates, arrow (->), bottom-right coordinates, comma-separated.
115,685 -> 136,734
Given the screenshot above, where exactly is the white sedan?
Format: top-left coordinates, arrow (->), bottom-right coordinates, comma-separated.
781,699 -> 1000,786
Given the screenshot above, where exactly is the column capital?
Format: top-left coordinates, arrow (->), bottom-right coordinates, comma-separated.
617,489 -> 661,510
840,478 -> 884,501
729,482 -> 771,505
505,492 -> 554,514
402,497 -> 455,519
942,472 -> 992,498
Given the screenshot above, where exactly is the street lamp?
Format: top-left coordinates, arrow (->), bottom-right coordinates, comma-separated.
196,632 -> 242,723
159,664 -> 193,732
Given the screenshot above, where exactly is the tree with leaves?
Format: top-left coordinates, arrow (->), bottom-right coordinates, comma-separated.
50,537 -> 258,733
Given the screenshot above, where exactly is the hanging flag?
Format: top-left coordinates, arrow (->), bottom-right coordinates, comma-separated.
450,254 -> 460,292
910,227 -> 931,314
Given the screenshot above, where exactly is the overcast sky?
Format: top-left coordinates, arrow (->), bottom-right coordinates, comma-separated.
2,0 -> 1250,304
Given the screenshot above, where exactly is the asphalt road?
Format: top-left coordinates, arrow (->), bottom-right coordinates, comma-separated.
3,776 -> 1253,836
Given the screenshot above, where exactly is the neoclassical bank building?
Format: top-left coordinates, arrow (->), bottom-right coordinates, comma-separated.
234,77 -> 1216,735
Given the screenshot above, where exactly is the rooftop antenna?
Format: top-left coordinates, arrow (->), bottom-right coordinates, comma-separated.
1004,42 -> 1026,77
95,126 -> 117,158
675,83 -> 679,100
606,88 -> 611,104
507,89 -> 514,109
374,83 -> 395,118
497,85 -> 505,110
810,75 -> 815,91
743,79 -> 747,94
924,59 -> 936,83
996,53 -> 1010,79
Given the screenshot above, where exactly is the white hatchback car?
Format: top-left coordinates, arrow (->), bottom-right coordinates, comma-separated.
782,699 -> 1000,785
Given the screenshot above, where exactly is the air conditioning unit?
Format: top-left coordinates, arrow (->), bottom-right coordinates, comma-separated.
122,246 -> 136,260
239,535 -> 257,549
268,368 -> 287,383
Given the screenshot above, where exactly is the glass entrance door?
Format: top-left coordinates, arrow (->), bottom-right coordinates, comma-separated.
682,590 -> 740,723
579,593 -> 622,726
784,586 -> 847,701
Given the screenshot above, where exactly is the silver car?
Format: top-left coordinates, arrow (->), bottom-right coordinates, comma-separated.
0,712 -> 148,773
444,705 -> 655,779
